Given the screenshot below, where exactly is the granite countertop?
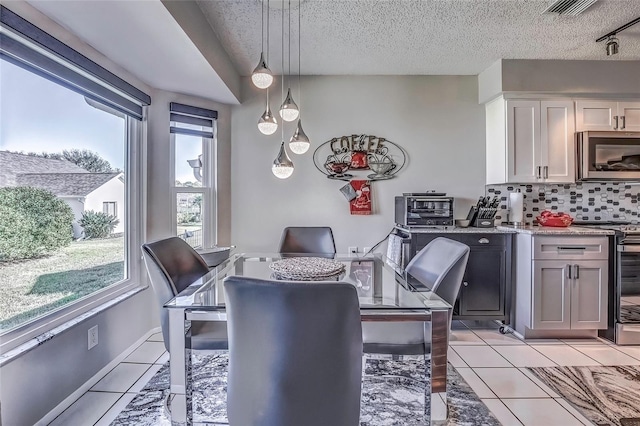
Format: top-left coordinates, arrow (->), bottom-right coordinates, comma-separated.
496,225 -> 615,235
397,226 -> 516,234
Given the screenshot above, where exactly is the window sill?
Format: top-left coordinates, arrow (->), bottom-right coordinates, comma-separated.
0,286 -> 147,367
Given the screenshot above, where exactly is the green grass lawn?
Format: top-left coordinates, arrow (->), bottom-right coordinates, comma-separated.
0,237 -> 124,332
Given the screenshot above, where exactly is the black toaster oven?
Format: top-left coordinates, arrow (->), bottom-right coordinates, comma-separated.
394,193 -> 454,227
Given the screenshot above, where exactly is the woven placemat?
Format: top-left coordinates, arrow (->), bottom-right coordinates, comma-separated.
269,257 -> 345,280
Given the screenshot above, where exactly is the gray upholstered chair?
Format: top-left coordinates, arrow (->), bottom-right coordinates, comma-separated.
363,237 -> 470,355
142,237 -> 228,352
224,276 -> 362,426
278,226 -> 336,257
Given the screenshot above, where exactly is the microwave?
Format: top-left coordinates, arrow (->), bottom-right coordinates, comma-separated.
394,194 -> 454,227
577,131 -> 640,181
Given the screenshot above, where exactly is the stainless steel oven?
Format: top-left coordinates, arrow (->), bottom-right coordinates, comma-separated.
591,223 -> 640,345
577,131 -> 640,181
615,231 -> 640,344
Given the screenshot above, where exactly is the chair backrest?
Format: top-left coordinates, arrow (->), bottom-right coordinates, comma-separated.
141,237 -> 210,351
224,276 -> 362,426
278,226 -> 336,257
406,237 -> 470,306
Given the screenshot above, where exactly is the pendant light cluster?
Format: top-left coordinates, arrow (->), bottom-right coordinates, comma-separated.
252,0 -> 309,179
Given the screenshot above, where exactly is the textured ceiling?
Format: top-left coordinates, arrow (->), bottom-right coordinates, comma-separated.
196,0 -> 640,75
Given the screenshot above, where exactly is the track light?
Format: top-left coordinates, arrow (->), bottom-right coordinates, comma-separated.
606,36 -> 619,56
596,16 -> 640,57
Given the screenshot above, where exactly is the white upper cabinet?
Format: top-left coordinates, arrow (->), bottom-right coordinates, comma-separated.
576,101 -> 640,131
486,97 -> 575,184
619,102 -> 640,131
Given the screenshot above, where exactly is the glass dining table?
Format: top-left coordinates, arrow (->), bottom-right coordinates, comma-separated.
164,252 -> 452,425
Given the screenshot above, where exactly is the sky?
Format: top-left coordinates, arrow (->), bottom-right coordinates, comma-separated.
0,59 -> 203,183
0,59 -> 126,169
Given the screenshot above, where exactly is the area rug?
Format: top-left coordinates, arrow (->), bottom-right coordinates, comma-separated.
529,365 -> 640,426
111,353 -> 499,426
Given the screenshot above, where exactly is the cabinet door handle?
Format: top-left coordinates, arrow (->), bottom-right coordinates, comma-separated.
614,116 -> 619,130
557,246 -> 587,251
621,116 -> 626,130
478,238 -> 490,244
574,264 -> 580,279
567,264 -> 572,279
536,166 -> 542,179
463,281 -> 469,287
543,166 -> 549,179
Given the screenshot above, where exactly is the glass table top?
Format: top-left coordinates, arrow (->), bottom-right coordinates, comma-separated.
165,253 -> 451,312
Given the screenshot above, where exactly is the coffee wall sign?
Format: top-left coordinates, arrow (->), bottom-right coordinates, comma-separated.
312,134 -> 407,182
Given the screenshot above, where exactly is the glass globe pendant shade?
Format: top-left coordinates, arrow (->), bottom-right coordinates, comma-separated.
279,88 -> 299,122
258,105 -> 278,135
289,118 -> 310,154
272,141 -> 294,179
251,52 -> 274,89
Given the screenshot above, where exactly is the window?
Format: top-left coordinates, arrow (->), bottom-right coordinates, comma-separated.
103,202 -> 117,217
170,103 -> 217,249
0,6 -> 149,352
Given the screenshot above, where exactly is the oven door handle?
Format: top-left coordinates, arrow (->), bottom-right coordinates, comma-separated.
617,244 -> 640,253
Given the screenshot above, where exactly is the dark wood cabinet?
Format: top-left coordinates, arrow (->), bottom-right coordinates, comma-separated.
411,232 -> 512,323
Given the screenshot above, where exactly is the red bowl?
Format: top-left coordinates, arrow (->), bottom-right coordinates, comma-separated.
536,215 -> 574,227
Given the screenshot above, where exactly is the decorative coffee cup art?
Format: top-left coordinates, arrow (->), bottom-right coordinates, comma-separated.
368,161 -> 395,176
324,161 -> 350,176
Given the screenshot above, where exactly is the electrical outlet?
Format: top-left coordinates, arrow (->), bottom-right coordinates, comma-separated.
363,247 -> 372,255
348,246 -> 358,256
88,325 -> 98,350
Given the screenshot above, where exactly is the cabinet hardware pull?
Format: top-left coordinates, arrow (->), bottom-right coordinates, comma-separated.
543,166 -> 549,179
557,246 -> 587,251
567,264 -> 572,279
478,238 -> 490,244
574,264 -> 580,279
536,166 -> 542,179
614,116 -> 619,130
621,116 -> 626,130
618,245 -> 640,253
463,281 -> 469,287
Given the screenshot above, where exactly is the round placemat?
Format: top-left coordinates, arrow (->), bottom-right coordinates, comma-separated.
269,257 -> 346,280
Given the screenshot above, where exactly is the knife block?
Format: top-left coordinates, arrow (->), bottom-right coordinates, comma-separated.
466,206 -> 496,227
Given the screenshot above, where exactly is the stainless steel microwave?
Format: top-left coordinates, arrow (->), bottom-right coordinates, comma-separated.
577,131 -> 640,181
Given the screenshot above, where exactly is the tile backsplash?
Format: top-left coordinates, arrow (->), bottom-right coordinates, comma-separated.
486,182 -> 640,225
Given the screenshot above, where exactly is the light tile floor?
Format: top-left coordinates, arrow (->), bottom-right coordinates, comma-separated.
47,324 -> 640,426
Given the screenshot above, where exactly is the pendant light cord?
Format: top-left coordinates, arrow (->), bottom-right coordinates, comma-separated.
281,2 -> 285,142
298,1 -> 301,117
260,0 -> 264,54
288,0 -> 292,80
266,0 -> 270,63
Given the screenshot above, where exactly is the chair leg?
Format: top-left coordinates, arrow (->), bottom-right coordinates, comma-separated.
185,347 -> 193,424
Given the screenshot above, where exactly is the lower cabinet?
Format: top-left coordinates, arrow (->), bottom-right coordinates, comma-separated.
412,233 -> 512,322
516,235 -> 609,337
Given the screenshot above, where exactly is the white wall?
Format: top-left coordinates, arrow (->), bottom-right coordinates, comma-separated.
85,177 -> 126,234
231,76 -> 485,253
63,197 -> 86,238
479,59 -> 640,103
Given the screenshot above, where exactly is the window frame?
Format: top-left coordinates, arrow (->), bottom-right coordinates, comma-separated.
103,201 -> 117,217
169,125 -> 217,249
0,111 -> 147,355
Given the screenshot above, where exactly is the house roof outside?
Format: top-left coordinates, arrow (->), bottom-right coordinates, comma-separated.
1,151 -> 121,197
0,151 -> 88,186
15,173 -> 121,197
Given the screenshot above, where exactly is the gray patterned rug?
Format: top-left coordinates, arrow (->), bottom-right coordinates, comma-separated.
529,365 -> 640,426
112,353 -> 499,425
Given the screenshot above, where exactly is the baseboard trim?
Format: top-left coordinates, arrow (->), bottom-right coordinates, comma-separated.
35,326 -> 162,426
